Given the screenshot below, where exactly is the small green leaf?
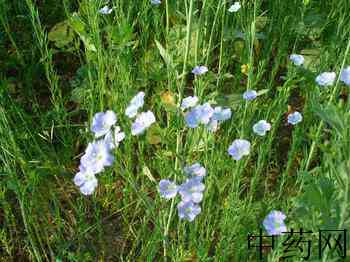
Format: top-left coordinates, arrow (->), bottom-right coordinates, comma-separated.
300,48 -> 321,70
155,40 -> 173,68
68,13 -> 96,52
311,103 -> 345,135
79,35 -> 97,52
255,16 -> 268,32
69,13 -> 86,34
257,89 -> 269,96
146,125 -> 163,145
142,166 -> 156,183
48,21 -> 74,48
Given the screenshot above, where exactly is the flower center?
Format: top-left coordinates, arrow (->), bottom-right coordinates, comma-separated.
189,187 -> 196,193
273,221 -> 281,228
167,184 -> 176,191
102,120 -> 108,128
86,173 -> 94,181
96,153 -> 103,161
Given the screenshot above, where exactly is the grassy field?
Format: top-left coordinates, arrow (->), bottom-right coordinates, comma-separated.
1,0 -> 350,261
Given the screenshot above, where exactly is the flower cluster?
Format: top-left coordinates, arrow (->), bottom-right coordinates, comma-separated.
125,92 -> 156,136
315,66 -> 350,87
159,163 -> 207,222
74,92 -> 155,195
290,54 -> 350,87
316,72 -> 336,87
182,96 -> 232,132
74,111 -> 125,195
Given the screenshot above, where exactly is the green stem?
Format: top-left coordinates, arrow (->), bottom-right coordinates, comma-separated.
163,0 -> 194,258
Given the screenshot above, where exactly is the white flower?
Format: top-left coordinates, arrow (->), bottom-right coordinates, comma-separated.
315,72 -> 336,87
243,90 -> 257,101
228,139 -> 251,160
206,119 -> 219,132
289,54 -> 304,66
131,111 -> 156,135
74,166 -> 98,195
340,66 -> 350,86
125,92 -> 145,118
253,120 -> 271,136
228,2 -> 241,12
104,126 -> 125,150
287,111 -> 302,125
181,96 -> 199,110
99,6 -> 113,15
91,111 -> 117,138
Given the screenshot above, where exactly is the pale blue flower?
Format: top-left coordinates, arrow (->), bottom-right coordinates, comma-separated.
228,2 -> 241,12
125,92 -> 145,118
289,54 -> 304,66
179,177 -> 205,203
192,66 -> 208,75
177,201 -> 201,222
185,109 -> 199,128
263,210 -> 287,235
184,163 -> 206,179
80,140 -> 114,174
340,66 -> 350,86
74,166 -> 98,195
131,111 -> 156,135
287,111 -> 302,125
243,90 -> 257,101
197,103 -> 214,124
99,6 -> 113,15
181,96 -> 198,110
315,72 -> 336,87
205,106 -> 232,132
91,110 -> 117,138
185,103 -> 214,128
228,139 -> 250,160
151,0 -> 161,4
159,179 -> 178,199
206,119 -> 219,132
212,107 -> 232,122
104,126 -> 125,150
253,120 -> 271,136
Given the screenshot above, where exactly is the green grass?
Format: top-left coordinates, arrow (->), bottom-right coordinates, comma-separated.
1,0 -> 350,261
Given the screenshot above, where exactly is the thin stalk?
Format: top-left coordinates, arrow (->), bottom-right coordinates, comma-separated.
163,0 -> 194,258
